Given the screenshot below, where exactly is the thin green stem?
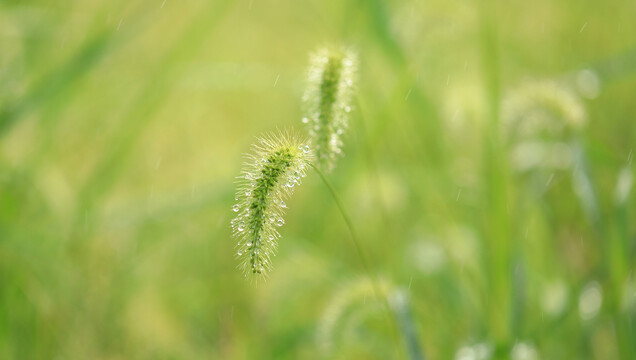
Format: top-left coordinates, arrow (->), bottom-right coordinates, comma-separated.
311,163 -> 370,274
310,163 -> 411,359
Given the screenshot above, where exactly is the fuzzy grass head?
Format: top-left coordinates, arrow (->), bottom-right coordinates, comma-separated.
231,130 -> 313,280
501,79 -> 586,144
501,79 -> 587,173
302,45 -> 357,172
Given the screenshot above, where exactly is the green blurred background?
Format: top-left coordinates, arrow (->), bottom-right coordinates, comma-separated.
1,0 -> 635,359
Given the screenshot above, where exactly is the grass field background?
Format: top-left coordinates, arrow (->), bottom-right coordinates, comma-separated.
1,0 -> 635,359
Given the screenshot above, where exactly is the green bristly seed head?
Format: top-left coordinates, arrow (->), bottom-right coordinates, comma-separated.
302,46 -> 357,172
231,131 -> 313,280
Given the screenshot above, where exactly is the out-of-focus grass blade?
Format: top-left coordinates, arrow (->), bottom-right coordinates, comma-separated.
390,289 -> 425,360
0,31 -> 112,137
350,0 -> 446,169
0,0 -> 156,138
592,47 -> 636,85
100,181 -> 234,232
76,0 -> 233,217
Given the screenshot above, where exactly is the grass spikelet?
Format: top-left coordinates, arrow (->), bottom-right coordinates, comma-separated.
231,130 -> 313,280
302,46 -> 357,172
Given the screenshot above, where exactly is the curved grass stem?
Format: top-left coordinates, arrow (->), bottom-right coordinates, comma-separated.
310,163 -> 369,273
310,163 -> 410,358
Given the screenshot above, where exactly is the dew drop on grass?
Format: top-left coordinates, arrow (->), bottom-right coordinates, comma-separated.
277,218 -> 285,227
280,200 -> 287,208
238,222 -> 246,232
232,204 -> 240,212
237,250 -> 243,256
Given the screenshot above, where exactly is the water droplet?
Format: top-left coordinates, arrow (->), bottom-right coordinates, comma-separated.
255,249 -> 260,255
245,190 -> 252,197
246,241 -> 252,247
238,222 -> 246,232
269,235 -> 275,241
277,219 -> 285,227
301,117 -> 309,124
303,145 -> 310,154
232,204 -> 240,212
280,201 -> 287,208
237,250 -> 243,256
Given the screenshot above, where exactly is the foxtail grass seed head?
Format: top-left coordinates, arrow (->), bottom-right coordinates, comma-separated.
302,46 -> 357,172
501,79 -> 586,143
231,131 -> 313,280
501,80 -> 587,172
